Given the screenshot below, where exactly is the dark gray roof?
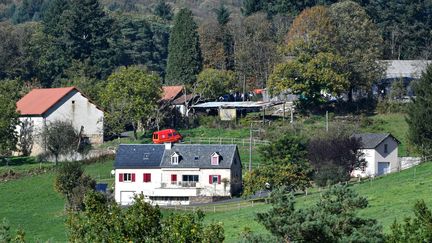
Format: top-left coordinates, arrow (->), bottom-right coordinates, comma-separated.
352,133 -> 400,149
114,144 -> 239,169
114,144 -> 165,169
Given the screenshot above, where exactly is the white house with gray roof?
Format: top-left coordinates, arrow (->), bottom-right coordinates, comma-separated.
351,133 -> 400,178
114,143 -> 242,206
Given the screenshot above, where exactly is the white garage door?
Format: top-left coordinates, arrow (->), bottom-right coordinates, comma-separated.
120,191 -> 135,205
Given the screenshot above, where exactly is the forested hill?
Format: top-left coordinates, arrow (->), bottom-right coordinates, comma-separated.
0,0 -> 431,97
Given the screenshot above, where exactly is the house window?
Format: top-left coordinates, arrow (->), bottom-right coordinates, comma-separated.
143,153 -> 149,160
171,152 -> 179,164
143,173 -> 151,182
72,100 -> 75,104
209,175 -> 221,184
211,152 -> 220,165
171,174 -> 177,183
119,173 -> 135,182
182,175 -> 199,182
384,144 -> 388,153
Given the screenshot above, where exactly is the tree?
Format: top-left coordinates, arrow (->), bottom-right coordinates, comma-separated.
329,1 -> 383,101
243,134 -> 312,196
100,66 -> 161,139
389,79 -> 406,100
40,120 -> 79,165
54,161 -> 95,211
166,8 -> 203,86
268,52 -> 350,107
407,65 -> 432,155
214,4 -> 230,26
256,185 -> 384,242
194,68 -> 237,100
0,91 -> 19,159
61,0 -> 115,79
308,134 -> 365,187
17,118 -> 33,156
153,1 -> 172,21
387,200 -> 432,243
162,211 -> 224,243
284,5 -> 335,56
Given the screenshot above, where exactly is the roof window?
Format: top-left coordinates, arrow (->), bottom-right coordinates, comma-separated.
171,152 -> 180,165
211,152 -> 220,165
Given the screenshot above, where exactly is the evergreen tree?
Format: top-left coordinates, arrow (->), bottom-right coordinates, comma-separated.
42,0 -> 69,37
256,185 -> 384,242
166,8 -> 202,85
153,1 -> 172,21
214,4 -> 230,26
242,0 -> 263,16
407,64 -> 432,155
62,0 -> 115,79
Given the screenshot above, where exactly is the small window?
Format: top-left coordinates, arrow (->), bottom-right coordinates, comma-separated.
168,133 -> 172,137
212,175 -> 218,184
173,132 -> 177,136
143,153 -> 149,160
171,152 -> 179,164
153,134 -> 158,139
384,144 -> 388,153
143,173 -> 151,182
194,156 -> 199,160
72,100 -> 75,104
123,173 -> 132,182
211,152 -> 220,165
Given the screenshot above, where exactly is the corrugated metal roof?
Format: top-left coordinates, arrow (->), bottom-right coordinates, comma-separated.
16,87 -> 76,116
383,60 -> 431,79
192,101 -> 275,108
114,144 -> 239,169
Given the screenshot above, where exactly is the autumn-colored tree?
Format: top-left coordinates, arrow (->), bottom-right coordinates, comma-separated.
285,5 -> 335,56
199,21 -> 226,69
268,52 -> 349,106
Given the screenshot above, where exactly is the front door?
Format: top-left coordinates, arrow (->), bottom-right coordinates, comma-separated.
377,162 -> 390,176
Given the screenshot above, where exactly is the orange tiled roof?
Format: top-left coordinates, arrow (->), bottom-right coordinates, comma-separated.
16,87 -> 77,116
162,86 -> 183,101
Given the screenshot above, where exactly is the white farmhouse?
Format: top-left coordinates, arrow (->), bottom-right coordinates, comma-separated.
352,133 -> 400,177
16,87 -> 104,155
114,143 -> 242,206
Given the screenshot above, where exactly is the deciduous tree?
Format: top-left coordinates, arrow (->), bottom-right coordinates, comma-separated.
100,66 -> 161,139
40,120 -> 79,165
194,68 -> 237,100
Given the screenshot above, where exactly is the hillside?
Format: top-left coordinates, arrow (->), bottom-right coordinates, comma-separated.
1,157 -> 431,242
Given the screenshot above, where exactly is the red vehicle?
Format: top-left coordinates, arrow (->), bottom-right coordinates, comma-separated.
152,129 -> 182,144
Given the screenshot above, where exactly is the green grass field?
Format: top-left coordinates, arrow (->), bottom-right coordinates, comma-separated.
1,159 -> 431,242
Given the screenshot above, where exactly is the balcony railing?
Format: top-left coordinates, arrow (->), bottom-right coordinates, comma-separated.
160,181 -> 198,188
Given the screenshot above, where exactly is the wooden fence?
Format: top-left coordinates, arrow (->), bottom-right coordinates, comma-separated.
183,137 -> 270,146
161,199 -> 266,213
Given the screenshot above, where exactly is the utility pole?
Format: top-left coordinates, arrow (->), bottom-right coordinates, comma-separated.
326,110 -> 329,132
249,123 -> 252,172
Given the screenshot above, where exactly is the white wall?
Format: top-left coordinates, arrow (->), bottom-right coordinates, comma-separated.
45,90 -> 104,144
352,137 -> 399,177
115,168 -> 234,205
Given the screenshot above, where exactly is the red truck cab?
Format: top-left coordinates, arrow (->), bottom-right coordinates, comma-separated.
152,129 -> 182,144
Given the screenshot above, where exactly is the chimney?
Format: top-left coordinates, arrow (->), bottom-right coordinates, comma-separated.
164,142 -> 172,150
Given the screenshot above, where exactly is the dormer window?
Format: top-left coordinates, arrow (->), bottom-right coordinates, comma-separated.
171,152 -> 180,165
211,152 -> 220,165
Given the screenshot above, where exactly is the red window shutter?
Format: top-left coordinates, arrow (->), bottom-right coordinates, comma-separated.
209,175 -> 212,184
171,174 -> 177,182
143,173 -> 146,182
119,173 -> 123,182
132,173 -> 136,182
218,175 -> 221,184
148,173 -> 151,182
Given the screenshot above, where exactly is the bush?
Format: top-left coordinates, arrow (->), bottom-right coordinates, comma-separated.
376,99 -> 408,114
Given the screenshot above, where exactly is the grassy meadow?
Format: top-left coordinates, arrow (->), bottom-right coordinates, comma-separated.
0,112 -> 421,242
